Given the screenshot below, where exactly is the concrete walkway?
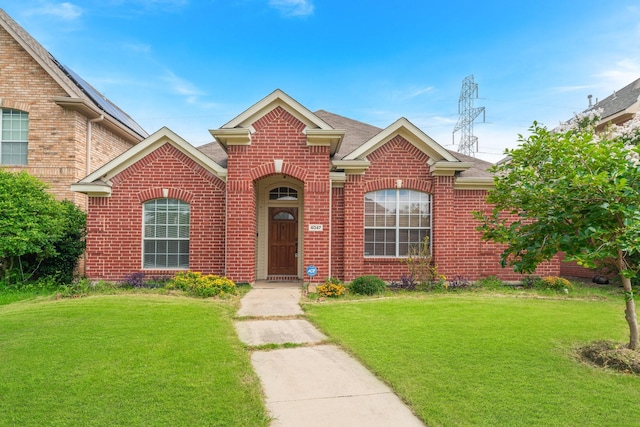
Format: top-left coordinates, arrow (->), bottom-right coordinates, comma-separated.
234,281 -> 425,427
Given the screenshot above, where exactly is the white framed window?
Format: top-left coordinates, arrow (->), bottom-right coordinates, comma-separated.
269,186 -> 298,200
143,199 -> 190,269
364,189 -> 432,257
1,109 -> 28,165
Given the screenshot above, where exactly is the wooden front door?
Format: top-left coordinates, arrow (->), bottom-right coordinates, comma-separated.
268,207 -> 298,276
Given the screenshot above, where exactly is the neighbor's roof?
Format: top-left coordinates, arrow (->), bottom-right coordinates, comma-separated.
587,76 -> 640,121
0,8 -> 148,140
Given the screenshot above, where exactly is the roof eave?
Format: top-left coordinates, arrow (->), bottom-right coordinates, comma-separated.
306,129 -> 345,155
430,161 -> 474,176
54,97 -> 146,143
453,177 -> 495,190
70,182 -> 112,196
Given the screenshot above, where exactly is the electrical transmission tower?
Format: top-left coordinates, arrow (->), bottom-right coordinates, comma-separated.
452,75 -> 485,157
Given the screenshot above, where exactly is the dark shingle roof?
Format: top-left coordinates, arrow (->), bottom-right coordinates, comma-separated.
588,77 -> 640,119
197,141 -> 228,168
198,109 -> 493,177
314,110 -> 383,159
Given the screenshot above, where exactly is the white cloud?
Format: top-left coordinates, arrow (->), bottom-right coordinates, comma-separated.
268,0 -> 314,17
162,71 -> 203,97
26,2 -> 82,20
399,86 -> 435,100
595,58 -> 640,90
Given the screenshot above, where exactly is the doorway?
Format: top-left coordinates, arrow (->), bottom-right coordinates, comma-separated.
268,207 -> 298,276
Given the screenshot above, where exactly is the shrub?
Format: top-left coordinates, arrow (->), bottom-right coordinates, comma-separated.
476,275 -> 504,290
538,276 -> 573,292
122,272 -> 145,288
349,275 -> 387,295
445,275 -> 471,290
166,271 -> 237,298
317,277 -> 346,298
0,171 -> 86,286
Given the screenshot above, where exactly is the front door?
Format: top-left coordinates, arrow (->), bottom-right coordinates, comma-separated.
268,207 -> 298,276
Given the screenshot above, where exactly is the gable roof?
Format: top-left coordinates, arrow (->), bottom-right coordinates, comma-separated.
0,8 -> 148,141
210,89 -> 345,155
72,127 -> 226,196
200,101 -> 493,185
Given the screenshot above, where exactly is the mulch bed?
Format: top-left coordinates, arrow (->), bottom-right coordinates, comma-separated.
579,340 -> 640,374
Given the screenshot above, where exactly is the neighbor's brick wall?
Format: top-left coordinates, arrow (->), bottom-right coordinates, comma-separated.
85,143 -> 225,282
226,106 -> 331,282
0,26 -> 136,209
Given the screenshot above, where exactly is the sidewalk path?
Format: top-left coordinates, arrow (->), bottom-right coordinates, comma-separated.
234,281 -> 425,427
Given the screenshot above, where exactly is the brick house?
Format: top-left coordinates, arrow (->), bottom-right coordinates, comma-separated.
0,8 -> 147,208
73,90 -> 560,283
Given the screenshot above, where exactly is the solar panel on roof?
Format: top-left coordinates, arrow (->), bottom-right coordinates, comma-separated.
58,62 -> 149,139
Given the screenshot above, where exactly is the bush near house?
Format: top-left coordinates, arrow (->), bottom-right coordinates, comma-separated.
166,271 -> 236,298
0,171 -> 86,287
317,277 -> 346,298
349,275 -> 387,295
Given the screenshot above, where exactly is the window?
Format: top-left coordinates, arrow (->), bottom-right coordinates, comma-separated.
364,189 -> 432,257
143,199 -> 190,269
269,187 -> 298,200
1,109 -> 28,165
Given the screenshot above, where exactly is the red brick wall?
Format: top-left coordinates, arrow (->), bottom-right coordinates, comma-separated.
340,135 -> 561,282
226,106 -> 331,282
85,143 -> 225,281
330,187 -> 345,279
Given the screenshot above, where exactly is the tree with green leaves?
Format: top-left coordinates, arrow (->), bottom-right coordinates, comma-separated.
475,111 -> 640,349
0,170 -> 85,285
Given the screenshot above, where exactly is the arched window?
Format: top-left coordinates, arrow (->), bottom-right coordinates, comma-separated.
143,199 -> 190,269
1,109 -> 28,165
273,211 -> 295,220
269,187 -> 298,200
364,189 -> 432,257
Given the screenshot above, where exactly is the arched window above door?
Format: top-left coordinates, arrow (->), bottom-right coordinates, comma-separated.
273,211 -> 295,220
269,187 -> 298,200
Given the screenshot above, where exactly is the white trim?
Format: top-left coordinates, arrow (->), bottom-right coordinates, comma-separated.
73,127 -> 227,196
221,89 -> 334,130
343,117 -> 459,163
453,177 -> 495,190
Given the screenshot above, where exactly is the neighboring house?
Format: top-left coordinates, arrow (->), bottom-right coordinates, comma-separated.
590,77 -> 640,129
560,76 -> 640,279
73,89 -> 561,283
0,8 -> 148,208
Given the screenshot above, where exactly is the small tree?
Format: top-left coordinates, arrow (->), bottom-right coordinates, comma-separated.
0,171 -> 85,285
475,111 -> 640,349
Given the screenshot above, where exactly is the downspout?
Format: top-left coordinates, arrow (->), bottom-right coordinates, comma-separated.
83,114 -> 103,277
87,114 -> 104,174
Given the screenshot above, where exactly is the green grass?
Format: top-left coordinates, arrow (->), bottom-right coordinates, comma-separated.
0,295 -> 269,426
304,293 -> 640,426
0,286 -> 57,305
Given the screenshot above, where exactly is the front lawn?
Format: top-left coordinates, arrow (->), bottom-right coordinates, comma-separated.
304,294 -> 640,426
0,295 -> 269,426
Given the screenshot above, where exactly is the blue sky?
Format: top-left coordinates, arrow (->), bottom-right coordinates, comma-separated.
4,0 -> 640,162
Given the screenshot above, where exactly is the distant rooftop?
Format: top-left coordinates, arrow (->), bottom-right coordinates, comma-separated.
586,77 -> 640,124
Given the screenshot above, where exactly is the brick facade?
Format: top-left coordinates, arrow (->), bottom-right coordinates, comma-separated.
85,144 -> 226,281
77,91 -> 568,284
